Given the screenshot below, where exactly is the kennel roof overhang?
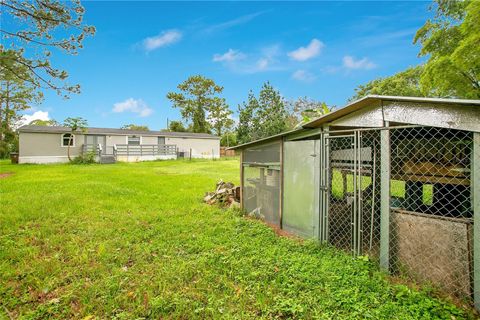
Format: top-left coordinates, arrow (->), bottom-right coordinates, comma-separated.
229,95 -> 480,150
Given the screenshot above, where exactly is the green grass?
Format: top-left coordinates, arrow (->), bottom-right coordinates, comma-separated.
331,170 -> 433,204
0,159 -> 473,319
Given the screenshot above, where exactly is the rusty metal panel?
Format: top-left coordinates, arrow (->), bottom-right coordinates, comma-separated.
392,210 -> 472,296
383,101 -> 480,133
330,103 -> 384,128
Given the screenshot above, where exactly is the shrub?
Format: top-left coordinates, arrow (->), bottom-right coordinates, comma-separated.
71,151 -> 97,164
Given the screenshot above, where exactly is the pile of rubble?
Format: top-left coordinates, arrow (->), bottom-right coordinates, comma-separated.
204,180 -> 241,208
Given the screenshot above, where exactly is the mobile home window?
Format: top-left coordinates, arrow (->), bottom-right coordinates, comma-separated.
128,136 -> 140,145
62,133 -> 75,147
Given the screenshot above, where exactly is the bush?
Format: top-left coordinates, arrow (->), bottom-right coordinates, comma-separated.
0,135 -> 19,159
71,151 -> 97,164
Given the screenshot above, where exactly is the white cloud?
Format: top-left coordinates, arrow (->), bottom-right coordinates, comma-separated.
213,49 -> 246,62
256,58 -> 270,71
142,30 -> 182,52
252,44 -> 281,72
288,39 -> 324,61
203,11 -> 265,33
215,44 -> 283,74
342,55 -> 376,70
113,98 -> 153,117
18,110 -> 50,127
292,69 -> 316,82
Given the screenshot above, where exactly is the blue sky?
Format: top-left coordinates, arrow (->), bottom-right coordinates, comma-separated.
22,1 -> 432,130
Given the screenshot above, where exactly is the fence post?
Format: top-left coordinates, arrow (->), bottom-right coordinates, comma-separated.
379,124 -> 391,271
324,127 -> 330,243
240,150 -> 244,210
473,132 -> 480,310
189,148 -> 192,161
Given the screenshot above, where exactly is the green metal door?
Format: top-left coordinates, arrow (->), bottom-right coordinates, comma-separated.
283,140 -> 320,238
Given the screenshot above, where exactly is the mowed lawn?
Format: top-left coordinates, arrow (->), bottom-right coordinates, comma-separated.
0,159 -> 473,319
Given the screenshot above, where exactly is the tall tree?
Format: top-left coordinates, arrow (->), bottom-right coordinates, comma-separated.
167,120 -> 187,132
1,0 -> 95,98
237,91 -> 258,145
220,131 -> 237,147
256,82 -> 288,139
351,66 -> 426,101
208,98 -> 234,137
63,117 -> 87,161
414,0 -> 480,98
236,82 -> 290,144
0,62 -> 42,157
29,119 -> 59,126
166,75 -> 224,133
121,124 -> 149,131
289,96 -> 332,126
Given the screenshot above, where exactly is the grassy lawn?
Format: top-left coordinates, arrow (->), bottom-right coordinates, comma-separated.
0,159 -> 473,319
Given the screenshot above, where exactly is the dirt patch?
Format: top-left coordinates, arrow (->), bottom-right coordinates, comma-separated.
0,172 -> 14,179
267,223 -> 303,241
245,216 -> 302,241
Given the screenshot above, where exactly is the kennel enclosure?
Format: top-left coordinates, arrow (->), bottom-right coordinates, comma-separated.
231,95 -> 480,307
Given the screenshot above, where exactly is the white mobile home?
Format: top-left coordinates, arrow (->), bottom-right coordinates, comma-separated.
18,125 -> 220,164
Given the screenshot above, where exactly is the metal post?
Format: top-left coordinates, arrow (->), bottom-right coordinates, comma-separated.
357,131 -> 363,256
279,139 -> 284,228
240,150 -> 244,210
353,132 -> 357,256
473,132 -> 480,310
318,133 -> 325,242
379,123 -> 391,270
313,138 -> 320,241
324,128 -> 331,243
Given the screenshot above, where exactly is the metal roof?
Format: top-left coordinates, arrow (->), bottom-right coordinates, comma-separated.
229,95 -> 480,150
18,125 -> 220,139
303,95 -> 480,128
227,128 -> 304,150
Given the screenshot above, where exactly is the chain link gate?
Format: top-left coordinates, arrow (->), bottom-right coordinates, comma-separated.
322,131 -> 381,258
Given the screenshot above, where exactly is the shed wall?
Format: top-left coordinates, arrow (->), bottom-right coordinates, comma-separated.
242,140 -> 282,226
283,140 -> 319,238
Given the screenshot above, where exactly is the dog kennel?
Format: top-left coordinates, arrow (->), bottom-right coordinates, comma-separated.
231,95 -> 480,307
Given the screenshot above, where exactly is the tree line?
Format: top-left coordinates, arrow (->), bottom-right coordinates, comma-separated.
1,0 -> 478,157
165,76 -> 331,147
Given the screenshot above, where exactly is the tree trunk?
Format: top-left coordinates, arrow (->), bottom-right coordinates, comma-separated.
1,81 -> 11,144
67,135 -> 73,161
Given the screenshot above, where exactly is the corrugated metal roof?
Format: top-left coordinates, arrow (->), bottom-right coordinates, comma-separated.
303,95 -> 480,128
229,95 -> 480,150
227,128 -> 304,150
18,125 -> 220,139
